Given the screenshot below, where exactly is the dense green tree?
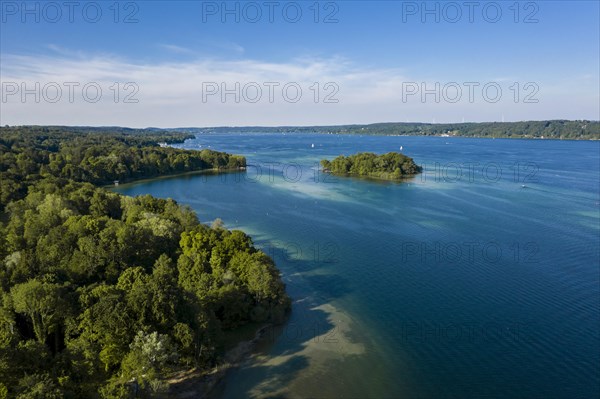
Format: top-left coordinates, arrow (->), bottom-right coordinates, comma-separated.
0,126 -> 246,211
321,152 -> 422,180
122,331 -> 177,379
10,280 -> 68,344
0,127 -> 289,396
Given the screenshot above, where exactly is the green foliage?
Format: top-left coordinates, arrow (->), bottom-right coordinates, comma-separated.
0,128 -> 288,397
321,152 -> 422,180
0,126 -> 246,211
98,380 -> 134,399
121,331 -> 177,385
10,280 -> 68,343
15,373 -> 63,399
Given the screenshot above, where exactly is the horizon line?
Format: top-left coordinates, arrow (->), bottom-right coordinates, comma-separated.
3,119 -> 598,131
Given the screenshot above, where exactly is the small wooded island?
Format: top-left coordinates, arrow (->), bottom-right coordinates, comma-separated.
321,152 -> 422,180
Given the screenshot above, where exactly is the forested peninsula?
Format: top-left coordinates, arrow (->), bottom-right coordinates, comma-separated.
0,127 -> 290,397
320,152 -> 422,180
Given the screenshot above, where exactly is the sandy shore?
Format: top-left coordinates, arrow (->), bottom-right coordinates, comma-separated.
218,301 -> 367,398
166,324 -> 273,398
166,300 -> 368,398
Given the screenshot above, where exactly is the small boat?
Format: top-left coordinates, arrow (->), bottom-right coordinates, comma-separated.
311,143 -> 315,148
400,146 -> 403,150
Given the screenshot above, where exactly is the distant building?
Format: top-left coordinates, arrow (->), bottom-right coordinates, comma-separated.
114,180 -> 119,186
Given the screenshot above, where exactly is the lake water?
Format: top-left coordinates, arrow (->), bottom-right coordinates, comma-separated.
114,133 -> 600,398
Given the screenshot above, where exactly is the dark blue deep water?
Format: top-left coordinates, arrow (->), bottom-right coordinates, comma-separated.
115,134 -> 600,398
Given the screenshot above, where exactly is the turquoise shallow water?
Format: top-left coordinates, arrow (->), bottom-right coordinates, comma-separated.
115,134 -> 600,398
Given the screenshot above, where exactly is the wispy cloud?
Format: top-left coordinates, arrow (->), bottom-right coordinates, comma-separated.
1,50 -> 598,127
200,39 -> 245,55
158,44 -> 196,55
158,41 -> 245,57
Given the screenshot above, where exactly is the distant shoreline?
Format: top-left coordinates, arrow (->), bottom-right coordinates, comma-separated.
171,120 -> 599,141
5,121 -> 598,141
185,132 -> 600,141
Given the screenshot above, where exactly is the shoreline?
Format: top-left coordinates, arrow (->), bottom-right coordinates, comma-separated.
105,163 -> 269,398
322,170 -> 421,184
166,323 -> 274,398
104,167 -> 246,189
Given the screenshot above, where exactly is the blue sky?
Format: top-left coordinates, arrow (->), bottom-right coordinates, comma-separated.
1,1 -> 599,127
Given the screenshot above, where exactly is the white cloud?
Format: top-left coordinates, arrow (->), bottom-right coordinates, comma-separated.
199,40 -> 245,55
159,41 -> 245,57
158,44 -> 196,55
1,51 -> 598,127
